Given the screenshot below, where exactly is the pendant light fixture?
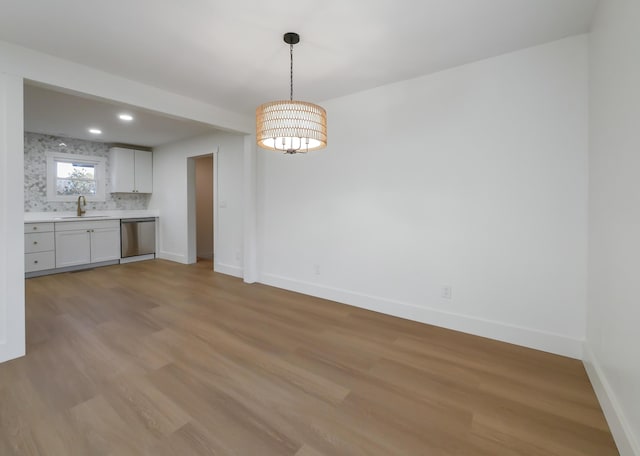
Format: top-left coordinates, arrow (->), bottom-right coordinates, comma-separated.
256,32 -> 327,154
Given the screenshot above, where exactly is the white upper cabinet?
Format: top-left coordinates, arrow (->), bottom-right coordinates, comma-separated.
109,147 -> 153,193
133,149 -> 153,193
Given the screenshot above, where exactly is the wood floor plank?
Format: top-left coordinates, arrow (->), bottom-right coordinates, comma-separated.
149,421 -> 234,456
148,362 -> 301,455
295,445 -> 327,456
66,394 -> 151,456
0,259 -> 619,455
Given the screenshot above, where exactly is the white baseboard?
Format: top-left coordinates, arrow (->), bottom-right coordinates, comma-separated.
159,253 -> 242,278
259,272 -> 584,359
157,251 -> 188,264
215,262 -> 243,278
0,343 -> 25,364
120,254 -> 155,264
583,344 -> 639,456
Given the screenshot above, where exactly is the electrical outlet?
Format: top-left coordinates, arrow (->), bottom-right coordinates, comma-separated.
313,264 -> 321,275
442,286 -> 452,300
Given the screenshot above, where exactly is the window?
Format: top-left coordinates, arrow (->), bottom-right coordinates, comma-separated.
46,152 -> 106,201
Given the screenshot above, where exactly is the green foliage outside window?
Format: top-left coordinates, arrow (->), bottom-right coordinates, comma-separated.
56,165 -> 97,196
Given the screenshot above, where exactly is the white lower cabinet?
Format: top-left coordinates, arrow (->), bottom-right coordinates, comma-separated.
90,226 -> 121,263
55,220 -> 120,268
55,229 -> 91,267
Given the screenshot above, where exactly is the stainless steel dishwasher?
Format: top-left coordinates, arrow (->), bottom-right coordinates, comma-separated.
121,218 -> 156,259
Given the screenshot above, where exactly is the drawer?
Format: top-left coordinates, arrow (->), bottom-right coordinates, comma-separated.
25,223 -> 54,233
55,219 -> 119,232
25,251 -> 56,273
25,232 -> 55,253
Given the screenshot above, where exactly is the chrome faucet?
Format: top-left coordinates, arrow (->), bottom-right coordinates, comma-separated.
77,195 -> 86,216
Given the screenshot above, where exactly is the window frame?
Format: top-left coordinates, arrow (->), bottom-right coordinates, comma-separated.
46,151 -> 106,202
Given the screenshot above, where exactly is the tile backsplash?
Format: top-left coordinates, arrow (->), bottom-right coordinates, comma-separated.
24,132 -> 150,212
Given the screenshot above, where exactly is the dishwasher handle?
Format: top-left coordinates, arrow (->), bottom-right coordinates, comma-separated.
121,218 -> 156,224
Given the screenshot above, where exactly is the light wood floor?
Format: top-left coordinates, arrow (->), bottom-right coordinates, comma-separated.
1,259 -> 617,455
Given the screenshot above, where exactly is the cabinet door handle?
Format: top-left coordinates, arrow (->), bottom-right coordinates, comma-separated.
33,241 -> 38,245
33,227 -> 37,230
34,260 -> 38,264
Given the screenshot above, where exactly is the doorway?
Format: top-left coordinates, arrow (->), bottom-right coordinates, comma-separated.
187,152 -> 217,269
195,155 -> 214,267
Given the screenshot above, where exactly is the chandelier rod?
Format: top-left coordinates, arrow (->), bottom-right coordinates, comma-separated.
290,41 -> 294,101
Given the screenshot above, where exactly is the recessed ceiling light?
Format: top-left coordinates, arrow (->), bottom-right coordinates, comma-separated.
88,128 -> 102,135
118,113 -> 134,121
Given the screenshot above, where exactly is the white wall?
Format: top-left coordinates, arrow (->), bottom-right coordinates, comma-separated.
0,73 -> 25,362
257,35 -> 589,358
585,1 -> 640,454
195,156 -> 214,259
150,131 -> 244,277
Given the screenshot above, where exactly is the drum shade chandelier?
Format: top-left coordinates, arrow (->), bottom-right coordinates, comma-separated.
256,32 -> 327,154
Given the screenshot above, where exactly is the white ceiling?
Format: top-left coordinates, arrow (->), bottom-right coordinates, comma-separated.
24,83 -> 218,147
2,0 -> 598,117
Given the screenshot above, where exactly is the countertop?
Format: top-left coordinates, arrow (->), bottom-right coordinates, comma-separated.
24,210 -> 159,223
